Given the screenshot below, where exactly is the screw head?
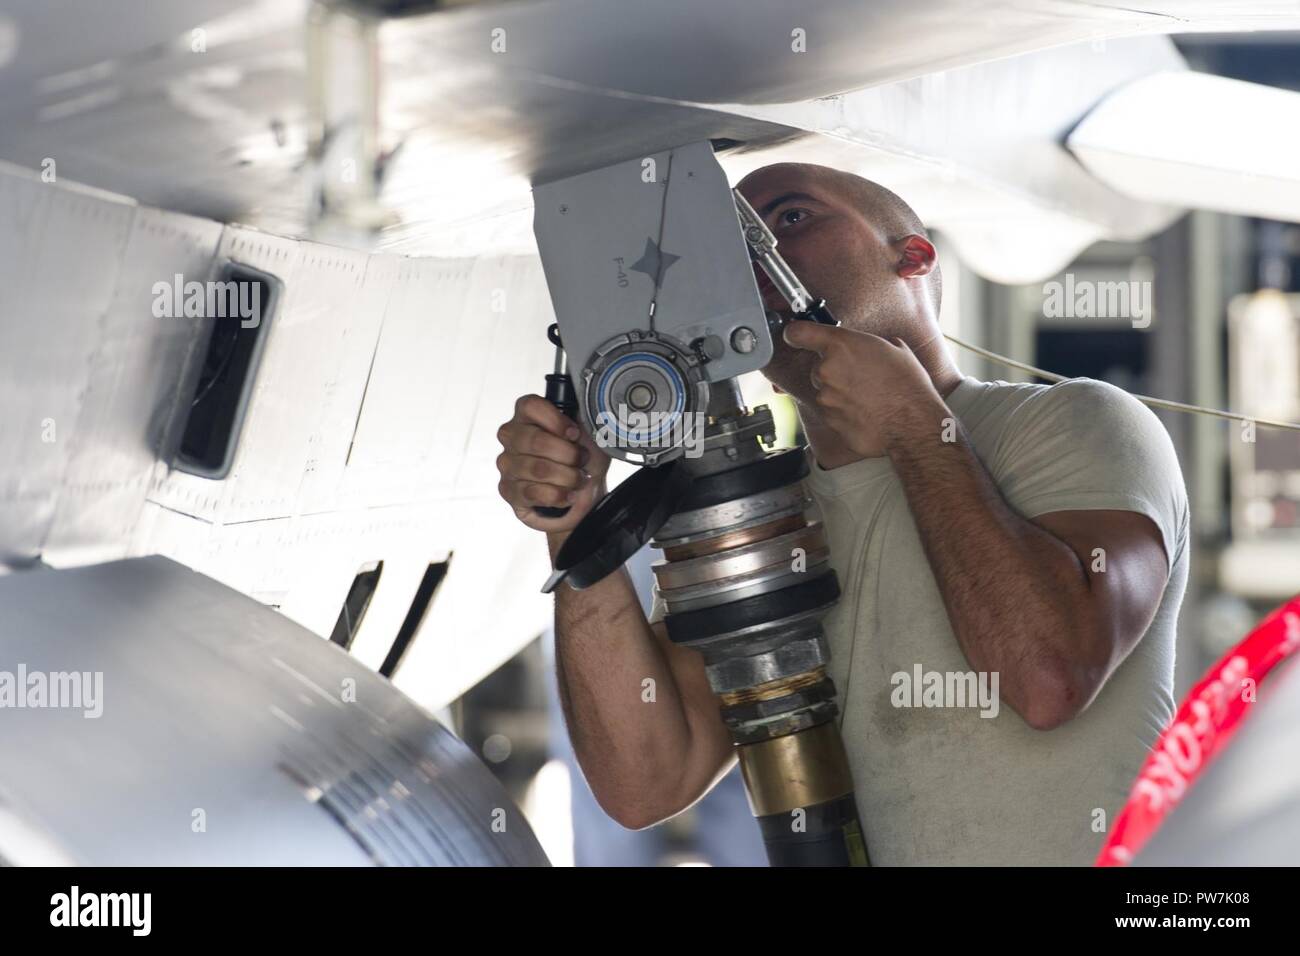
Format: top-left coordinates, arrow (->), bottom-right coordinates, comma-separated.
731,326 -> 757,354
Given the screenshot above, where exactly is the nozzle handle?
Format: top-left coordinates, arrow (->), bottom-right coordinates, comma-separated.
535,326 -> 580,519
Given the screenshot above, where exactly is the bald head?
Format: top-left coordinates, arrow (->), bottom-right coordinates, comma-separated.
737,163 -> 942,320
733,162 -> 945,405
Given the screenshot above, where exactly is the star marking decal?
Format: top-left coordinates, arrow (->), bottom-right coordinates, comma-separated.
629,237 -> 680,286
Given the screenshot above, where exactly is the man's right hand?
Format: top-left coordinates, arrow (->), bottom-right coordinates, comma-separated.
496,394 -> 611,533
500,396 -> 733,830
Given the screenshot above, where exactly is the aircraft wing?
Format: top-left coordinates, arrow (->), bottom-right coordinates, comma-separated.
3,1 -> 1300,279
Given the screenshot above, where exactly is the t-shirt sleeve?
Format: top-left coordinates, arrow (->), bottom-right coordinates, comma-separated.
989,378 -> 1189,568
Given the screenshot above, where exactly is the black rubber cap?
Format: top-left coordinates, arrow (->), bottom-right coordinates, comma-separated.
542,459 -> 692,593
664,570 -> 840,645
676,447 -> 809,512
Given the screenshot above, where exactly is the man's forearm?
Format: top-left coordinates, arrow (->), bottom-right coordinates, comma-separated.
546,517 -> 699,824
885,401 -> 1097,728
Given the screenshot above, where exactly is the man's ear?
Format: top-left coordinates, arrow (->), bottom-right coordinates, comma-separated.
895,234 -> 936,278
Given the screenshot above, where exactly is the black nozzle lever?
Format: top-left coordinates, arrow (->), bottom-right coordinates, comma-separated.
535,323 -> 580,519
805,298 -> 838,327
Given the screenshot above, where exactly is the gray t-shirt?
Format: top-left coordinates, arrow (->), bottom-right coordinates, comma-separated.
651,376 -> 1188,865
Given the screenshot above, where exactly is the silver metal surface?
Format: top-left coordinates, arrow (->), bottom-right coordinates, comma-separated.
661,559 -> 832,614
652,523 -> 827,590
705,634 -> 831,694
534,141 -> 773,406
691,403 -> 778,460
731,701 -> 840,740
676,603 -> 839,650
306,2 -> 396,239
656,484 -> 812,543
735,188 -> 814,313
0,556 -> 550,866
6,3 -> 1294,278
578,329 -> 709,466
731,327 -> 757,354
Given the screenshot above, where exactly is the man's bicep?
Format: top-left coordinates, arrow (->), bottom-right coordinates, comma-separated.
1032,508 -> 1169,665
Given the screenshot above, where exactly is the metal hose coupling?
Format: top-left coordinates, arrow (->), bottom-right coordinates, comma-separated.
654,380 -> 868,866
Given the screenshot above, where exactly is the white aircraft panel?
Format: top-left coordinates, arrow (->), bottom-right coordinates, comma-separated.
0,168 -> 134,564
147,226 -> 303,523
343,255 -> 471,497
1070,70 -> 1300,223
43,206 -> 223,565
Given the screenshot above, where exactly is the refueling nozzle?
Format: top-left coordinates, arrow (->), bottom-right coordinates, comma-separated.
734,189 -> 839,328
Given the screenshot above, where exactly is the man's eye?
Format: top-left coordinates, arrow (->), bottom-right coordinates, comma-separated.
778,208 -> 810,228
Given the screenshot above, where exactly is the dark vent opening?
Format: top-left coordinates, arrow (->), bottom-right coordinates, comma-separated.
330,561 -> 384,650
380,558 -> 451,679
176,261 -> 281,479
339,0 -> 446,15
709,137 -> 745,153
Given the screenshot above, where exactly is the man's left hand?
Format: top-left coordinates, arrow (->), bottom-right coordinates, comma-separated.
782,321 -> 946,456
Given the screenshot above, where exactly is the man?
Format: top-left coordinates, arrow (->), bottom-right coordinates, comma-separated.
495,162 -> 1188,865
